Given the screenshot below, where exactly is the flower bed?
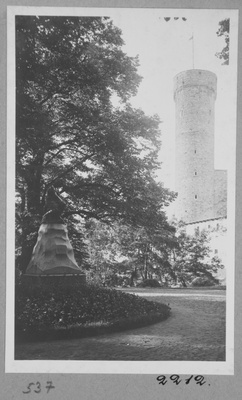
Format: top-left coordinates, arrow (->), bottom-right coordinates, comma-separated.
15,281 -> 171,342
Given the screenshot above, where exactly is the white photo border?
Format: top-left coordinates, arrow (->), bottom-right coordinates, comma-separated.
6,5 -> 238,375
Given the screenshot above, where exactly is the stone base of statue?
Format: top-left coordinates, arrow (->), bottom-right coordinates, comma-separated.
24,223 -> 86,287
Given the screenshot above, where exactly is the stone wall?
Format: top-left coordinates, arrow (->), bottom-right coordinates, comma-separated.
214,170 -> 227,218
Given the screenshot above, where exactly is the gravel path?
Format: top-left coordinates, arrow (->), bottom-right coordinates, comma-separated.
15,288 -> 226,361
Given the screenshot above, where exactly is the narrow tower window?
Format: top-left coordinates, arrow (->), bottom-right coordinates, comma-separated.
194,150 -> 196,154
195,195 -> 197,199
194,171 -> 197,176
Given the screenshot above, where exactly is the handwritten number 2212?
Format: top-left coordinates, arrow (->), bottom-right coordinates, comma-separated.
157,375 -> 206,386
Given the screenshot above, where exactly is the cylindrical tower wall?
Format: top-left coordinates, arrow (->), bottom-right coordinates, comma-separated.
174,69 -> 217,223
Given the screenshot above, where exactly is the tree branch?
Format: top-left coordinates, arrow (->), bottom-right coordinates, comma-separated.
43,146 -> 74,167
45,152 -> 95,187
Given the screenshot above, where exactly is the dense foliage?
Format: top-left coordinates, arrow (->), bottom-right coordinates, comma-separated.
216,18 -> 230,65
15,282 -> 171,341
16,15 -> 176,273
84,218 -> 177,285
191,276 -> 219,287
171,226 -> 224,287
137,279 -> 161,288
84,219 -> 223,287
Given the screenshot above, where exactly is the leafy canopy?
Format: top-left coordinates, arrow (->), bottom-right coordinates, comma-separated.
16,16 -> 176,271
172,226 -> 224,286
85,219 -> 177,285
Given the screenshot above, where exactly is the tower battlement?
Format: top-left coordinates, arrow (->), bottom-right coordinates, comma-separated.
174,69 -> 217,101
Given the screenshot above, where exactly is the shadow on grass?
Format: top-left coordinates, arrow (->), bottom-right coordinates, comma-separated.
15,281 -> 171,344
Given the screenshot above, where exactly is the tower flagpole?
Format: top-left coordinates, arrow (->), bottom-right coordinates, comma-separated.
189,32 -> 195,69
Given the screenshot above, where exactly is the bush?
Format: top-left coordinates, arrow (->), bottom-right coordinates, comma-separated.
137,279 -> 161,288
191,276 -> 219,287
15,280 -> 170,342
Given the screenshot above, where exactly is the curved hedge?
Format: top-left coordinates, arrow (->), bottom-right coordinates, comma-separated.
137,279 -> 161,288
15,282 -> 171,342
191,276 -> 219,287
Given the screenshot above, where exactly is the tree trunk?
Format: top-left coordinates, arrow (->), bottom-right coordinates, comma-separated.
130,267 -> 137,287
144,244 -> 148,280
180,277 -> 187,287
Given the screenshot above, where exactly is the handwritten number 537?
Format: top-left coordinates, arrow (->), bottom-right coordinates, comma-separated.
23,381 -> 55,394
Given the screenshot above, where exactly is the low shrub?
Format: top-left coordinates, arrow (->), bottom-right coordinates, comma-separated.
191,276 -> 219,287
15,280 -> 170,342
137,279 -> 161,288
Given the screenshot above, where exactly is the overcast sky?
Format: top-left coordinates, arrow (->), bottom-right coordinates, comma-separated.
108,8 -> 238,191
10,7 -> 238,192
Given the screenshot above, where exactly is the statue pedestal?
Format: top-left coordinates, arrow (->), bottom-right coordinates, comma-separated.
24,223 -> 86,286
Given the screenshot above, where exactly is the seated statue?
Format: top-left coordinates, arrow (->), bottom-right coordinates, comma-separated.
41,186 -> 67,224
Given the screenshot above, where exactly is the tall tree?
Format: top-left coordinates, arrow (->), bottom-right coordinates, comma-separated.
85,219 -> 177,285
16,16 -> 176,272
171,227 -> 224,286
118,225 -> 177,282
84,219 -> 124,284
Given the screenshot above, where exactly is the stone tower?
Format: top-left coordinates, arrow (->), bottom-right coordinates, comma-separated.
173,69 -> 219,223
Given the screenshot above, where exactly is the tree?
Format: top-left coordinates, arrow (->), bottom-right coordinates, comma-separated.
118,225 -> 177,282
215,18 -> 230,65
84,219 -> 177,286
16,16 -> 176,272
172,227 -> 224,286
84,219 -> 124,285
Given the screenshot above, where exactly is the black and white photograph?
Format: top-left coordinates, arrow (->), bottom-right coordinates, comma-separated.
5,5 -> 238,376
